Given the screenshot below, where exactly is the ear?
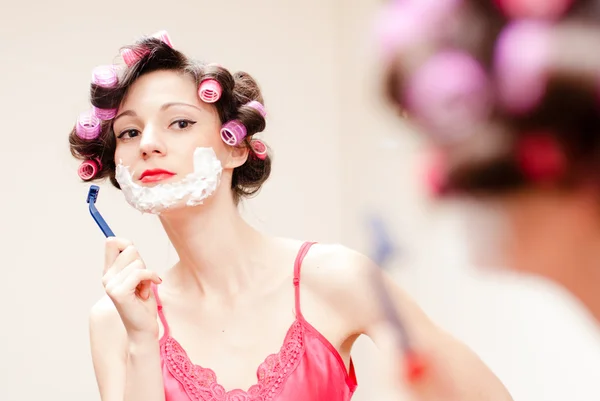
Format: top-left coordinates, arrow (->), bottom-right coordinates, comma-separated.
223,144 -> 249,169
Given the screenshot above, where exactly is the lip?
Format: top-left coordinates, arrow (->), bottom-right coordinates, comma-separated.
139,169 -> 175,183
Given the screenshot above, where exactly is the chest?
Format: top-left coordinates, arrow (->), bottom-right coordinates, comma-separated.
156,282 -> 354,394
158,289 -> 300,391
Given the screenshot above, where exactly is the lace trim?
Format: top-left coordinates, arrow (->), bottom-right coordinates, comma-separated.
163,320 -> 305,401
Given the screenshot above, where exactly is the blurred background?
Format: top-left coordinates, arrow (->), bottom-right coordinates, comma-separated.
1,0 -> 600,400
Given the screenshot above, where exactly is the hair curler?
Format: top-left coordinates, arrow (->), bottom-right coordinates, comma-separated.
76,110 -> 102,140
78,158 -> 102,181
92,65 -> 118,88
250,139 -> 268,160
198,79 -> 222,103
220,120 -> 247,146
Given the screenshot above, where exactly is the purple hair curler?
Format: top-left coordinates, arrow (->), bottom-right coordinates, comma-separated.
403,50 -> 492,141
374,0 -> 463,62
76,110 -> 102,140
220,120 -> 247,146
494,20 -> 552,115
92,106 -> 118,121
246,100 -> 267,118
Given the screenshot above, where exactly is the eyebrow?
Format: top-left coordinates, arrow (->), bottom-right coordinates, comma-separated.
113,102 -> 202,123
160,102 -> 203,112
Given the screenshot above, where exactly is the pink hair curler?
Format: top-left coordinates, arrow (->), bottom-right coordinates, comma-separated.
92,65 -> 118,88
494,20 -> 552,115
374,0 -> 408,61
246,100 -> 267,118
78,158 -> 101,181
374,0 -> 462,62
198,79 -> 222,103
151,30 -> 173,47
403,50 -> 492,141
76,110 -> 102,140
250,139 -> 268,160
516,132 -> 566,182
420,149 -> 448,197
493,0 -> 574,20
120,47 -> 149,67
220,120 -> 247,146
92,106 -> 118,121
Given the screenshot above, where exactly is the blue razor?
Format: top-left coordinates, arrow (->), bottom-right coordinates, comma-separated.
367,214 -> 411,351
87,185 -> 116,237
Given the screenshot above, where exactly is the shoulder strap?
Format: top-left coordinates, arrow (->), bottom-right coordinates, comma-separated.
293,241 -> 317,319
151,283 -> 170,338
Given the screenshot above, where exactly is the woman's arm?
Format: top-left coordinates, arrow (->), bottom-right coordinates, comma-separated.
89,295 -> 165,401
306,244 -> 513,401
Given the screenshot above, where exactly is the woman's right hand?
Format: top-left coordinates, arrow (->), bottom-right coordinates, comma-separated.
103,237 -> 163,343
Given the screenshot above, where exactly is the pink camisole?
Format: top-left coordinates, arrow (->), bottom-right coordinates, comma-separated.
152,242 -> 358,401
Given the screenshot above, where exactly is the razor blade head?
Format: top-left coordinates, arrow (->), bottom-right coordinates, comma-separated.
87,185 -> 100,204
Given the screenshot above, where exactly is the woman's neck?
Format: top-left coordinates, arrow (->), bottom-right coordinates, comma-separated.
158,192 -> 270,298
559,263 -> 600,325
547,229 -> 600,326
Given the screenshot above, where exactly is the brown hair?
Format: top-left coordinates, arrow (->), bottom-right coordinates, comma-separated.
383,0 -> 600,197
69,36 -> 271,203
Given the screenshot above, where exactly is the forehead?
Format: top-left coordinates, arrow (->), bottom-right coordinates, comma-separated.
120,70 -> 200,110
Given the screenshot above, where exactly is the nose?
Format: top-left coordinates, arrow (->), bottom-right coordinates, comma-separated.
139,125 -> 166,159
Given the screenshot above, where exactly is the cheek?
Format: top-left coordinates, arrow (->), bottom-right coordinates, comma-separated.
202,138 -> 233,170
210,143 -> 231,167
113,145 -> 128,165
189,125 -> 230,161
113,141 -> 140,166
173,141 -> 229,175
183,145 -> 229,171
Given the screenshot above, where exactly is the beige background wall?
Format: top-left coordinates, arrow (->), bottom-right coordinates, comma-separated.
1,1 -> 600,400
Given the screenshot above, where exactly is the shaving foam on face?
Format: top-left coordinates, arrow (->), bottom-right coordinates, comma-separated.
115,147 -> 223,214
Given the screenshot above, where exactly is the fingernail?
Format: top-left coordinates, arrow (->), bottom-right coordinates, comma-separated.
159,277 -> 163,282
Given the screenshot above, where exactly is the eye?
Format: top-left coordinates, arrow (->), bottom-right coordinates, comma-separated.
117,129 -> 140,140
170,119 -> 197,130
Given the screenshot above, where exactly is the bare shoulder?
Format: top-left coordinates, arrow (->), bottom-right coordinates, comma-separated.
300,242 -> 373,284
300,242 -> 439,336
298,243 -> 384,332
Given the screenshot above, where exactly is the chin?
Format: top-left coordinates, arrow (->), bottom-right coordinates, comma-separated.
157,198 -> 214,217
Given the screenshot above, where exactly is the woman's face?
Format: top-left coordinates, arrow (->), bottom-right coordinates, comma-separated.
112,69 -> 235,187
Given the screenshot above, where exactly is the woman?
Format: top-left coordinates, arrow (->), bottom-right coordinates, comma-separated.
69,31 -> 511,401
377,1 -> 600,398
379,0 -> 600,325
